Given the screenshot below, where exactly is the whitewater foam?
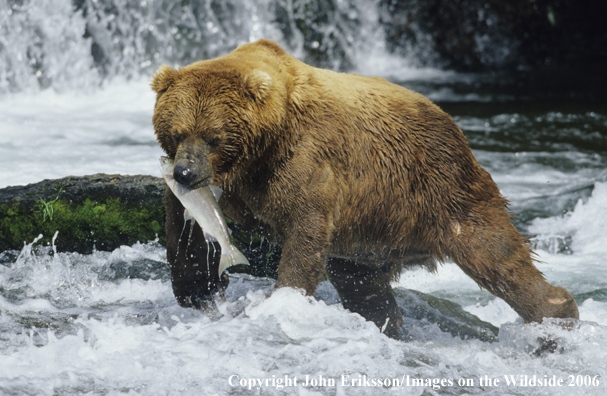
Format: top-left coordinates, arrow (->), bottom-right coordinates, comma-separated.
529,182 -> 607,255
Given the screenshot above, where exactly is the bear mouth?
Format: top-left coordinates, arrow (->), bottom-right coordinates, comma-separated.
188,177 -> 212,190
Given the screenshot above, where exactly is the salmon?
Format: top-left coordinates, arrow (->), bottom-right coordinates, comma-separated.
160,156 -> 249,276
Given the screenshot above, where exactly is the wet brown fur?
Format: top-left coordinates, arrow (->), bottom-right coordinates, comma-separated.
152,40 -> 578,337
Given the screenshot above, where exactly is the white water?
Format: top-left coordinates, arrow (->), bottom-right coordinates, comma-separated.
0,242 -> 606,395
0,79 -> 160,188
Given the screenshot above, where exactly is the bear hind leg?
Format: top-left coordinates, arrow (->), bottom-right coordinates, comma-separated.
448,212 -> 579,323
326,258 -> 403,339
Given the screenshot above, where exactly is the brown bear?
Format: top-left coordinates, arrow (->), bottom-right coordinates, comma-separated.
152,39 -> 578,338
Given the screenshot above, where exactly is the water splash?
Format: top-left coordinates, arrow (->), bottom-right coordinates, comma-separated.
0,0 -> 98,93
529,182 -> 607,255
1,0 -> 423,94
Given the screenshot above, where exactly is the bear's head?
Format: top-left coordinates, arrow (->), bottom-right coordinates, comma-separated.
151,44 -> 288,189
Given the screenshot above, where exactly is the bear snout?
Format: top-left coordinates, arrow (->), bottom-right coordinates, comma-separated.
172,162 -> 212,188
173,140 -> 214,188
173,163 -> 196,186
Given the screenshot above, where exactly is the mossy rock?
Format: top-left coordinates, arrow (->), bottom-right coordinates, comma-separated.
0,174 -> 166,254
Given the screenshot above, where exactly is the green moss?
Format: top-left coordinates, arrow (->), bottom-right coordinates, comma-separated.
0,197 -> 165,254
35,187 -> 62,222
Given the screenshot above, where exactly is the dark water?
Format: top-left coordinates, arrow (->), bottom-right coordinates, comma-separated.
401,68 -> 607,232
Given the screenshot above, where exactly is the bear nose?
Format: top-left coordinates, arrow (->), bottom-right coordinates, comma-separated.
173,163 -> 195,186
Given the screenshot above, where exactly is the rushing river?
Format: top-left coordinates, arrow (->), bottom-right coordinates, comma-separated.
1,1 -> 607,395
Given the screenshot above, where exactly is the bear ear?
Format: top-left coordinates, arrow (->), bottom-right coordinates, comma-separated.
242,69 -> 272,102
151,65 -> 178,94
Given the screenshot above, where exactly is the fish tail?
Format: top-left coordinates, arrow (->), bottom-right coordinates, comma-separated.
218,246 -> 250,276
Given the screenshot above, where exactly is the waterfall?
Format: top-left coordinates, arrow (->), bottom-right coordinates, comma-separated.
0,0 -> 399,94
2,0 -> 603,94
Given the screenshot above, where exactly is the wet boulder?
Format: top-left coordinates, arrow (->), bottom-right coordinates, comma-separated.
0,174 -> 166,254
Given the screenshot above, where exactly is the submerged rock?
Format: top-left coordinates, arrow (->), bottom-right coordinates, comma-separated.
394,288 -> 499,342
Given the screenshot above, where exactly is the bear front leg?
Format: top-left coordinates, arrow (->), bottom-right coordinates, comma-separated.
165,187 -> 227,309
275,240 -> 327,296
326,258 -> 403,339
273,214 -> 333,296
448,209 -> 579,323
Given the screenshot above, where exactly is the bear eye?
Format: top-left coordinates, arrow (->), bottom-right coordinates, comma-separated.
208,137 -> 222,148
172,133 -> 184,146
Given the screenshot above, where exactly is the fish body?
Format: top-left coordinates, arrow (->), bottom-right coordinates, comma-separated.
160,156 -> 249,276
